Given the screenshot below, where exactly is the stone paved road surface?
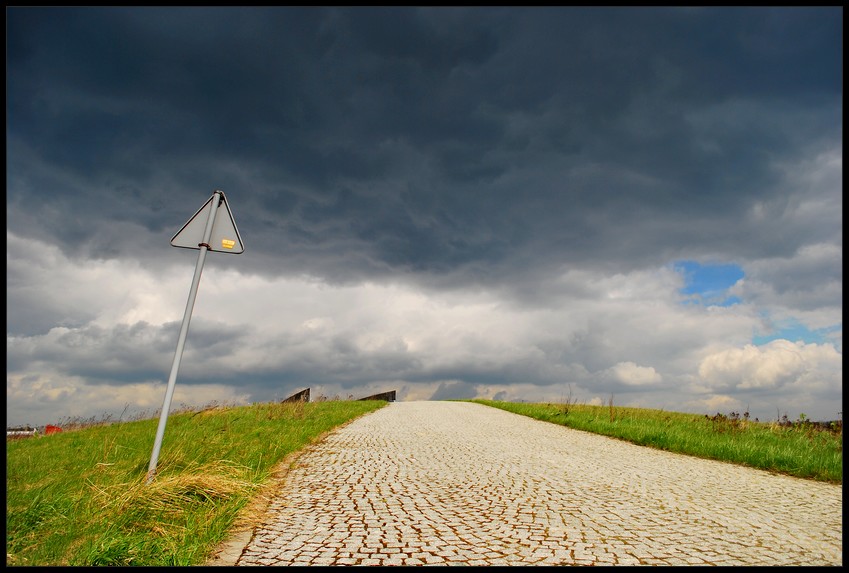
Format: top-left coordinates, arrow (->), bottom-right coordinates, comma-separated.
212,401 -> 842,566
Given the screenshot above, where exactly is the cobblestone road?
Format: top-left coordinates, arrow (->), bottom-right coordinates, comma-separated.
213,401 -> 842,566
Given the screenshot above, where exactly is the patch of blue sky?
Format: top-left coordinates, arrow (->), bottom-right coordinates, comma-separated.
753,320 -> 840,346
674,260 -> 744,307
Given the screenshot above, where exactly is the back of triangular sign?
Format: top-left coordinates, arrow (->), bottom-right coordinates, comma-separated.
171,191 -> 245,254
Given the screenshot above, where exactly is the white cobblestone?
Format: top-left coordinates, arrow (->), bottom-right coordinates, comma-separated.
214,401 -> 841,566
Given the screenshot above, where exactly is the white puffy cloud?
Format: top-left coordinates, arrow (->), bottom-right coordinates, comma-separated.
602,362 -> 663,387
697,339 -> 841,391
7,231 -> 188,335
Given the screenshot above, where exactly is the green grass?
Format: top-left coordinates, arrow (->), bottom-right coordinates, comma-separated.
6,397 -> 841,566
468,399 -> 842,483
6,399 -> 386,566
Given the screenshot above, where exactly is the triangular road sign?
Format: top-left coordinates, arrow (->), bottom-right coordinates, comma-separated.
171,191 -> 245,254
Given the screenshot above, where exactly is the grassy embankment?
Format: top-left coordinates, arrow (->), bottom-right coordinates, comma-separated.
6,398 -> 842,566
6,399 -> 386,567
470,399 -> 842,483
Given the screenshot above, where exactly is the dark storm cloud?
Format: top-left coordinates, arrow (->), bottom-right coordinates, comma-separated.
6,6 -> 842,300
7,321 -> 175,382
6,7 -> 842,429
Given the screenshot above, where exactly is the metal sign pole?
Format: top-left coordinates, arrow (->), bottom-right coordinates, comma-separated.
146,190 -> 223,484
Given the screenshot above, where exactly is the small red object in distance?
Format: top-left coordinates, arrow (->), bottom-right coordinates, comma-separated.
45,425 -> 62,435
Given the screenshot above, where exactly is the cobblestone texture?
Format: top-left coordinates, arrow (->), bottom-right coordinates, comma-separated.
220,401 -> 841,566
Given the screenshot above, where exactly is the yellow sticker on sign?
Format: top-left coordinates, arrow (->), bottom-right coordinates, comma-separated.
221,239 -> 236,250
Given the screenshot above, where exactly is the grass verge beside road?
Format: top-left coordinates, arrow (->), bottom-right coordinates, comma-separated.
469,399 -> 842,484
6,398 -> 841,566
6,400 -> 386,567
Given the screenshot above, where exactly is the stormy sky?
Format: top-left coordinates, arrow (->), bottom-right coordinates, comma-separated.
6,7 -> 842,427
